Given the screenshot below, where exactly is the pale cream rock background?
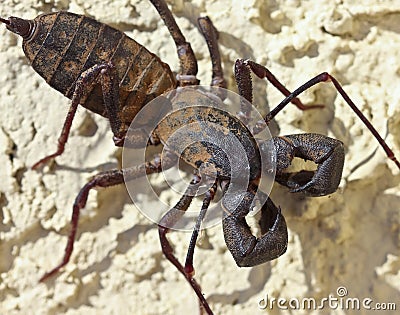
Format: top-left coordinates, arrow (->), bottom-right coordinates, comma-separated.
1,0 -> 400,314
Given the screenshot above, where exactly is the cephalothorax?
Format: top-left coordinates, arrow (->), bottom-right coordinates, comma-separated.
1,1 -> 399,314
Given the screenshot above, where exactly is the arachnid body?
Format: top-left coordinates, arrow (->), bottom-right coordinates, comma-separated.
1,1 -> 399,314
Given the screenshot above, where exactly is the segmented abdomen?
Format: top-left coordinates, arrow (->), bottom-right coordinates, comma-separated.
23,11 -> 176,127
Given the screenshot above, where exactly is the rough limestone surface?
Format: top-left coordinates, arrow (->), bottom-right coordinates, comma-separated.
1,0 -> 400,314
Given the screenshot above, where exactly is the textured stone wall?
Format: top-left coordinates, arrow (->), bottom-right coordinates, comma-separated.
1,0 -> 399,314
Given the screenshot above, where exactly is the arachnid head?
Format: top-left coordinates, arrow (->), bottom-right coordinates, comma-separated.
0,16 -> 35,40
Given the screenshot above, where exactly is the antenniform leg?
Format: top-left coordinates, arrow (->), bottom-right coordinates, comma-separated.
266,72 -> 400,170
222,183 -> 288,267
273,134 -> 344,196
39,151 -> 176,282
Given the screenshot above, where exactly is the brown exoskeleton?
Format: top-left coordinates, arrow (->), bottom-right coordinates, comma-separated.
1,0 -> 399,314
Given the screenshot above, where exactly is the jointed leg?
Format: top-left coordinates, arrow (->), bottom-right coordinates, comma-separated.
149,0 -> 198,86
32,63 -> 125,169
184,179 -> 217,276
39,151 -> 176,282
234,59 -> 254,124
39,168 -> 124,282
234,59 -> 323,123
198,17 -> 226,89
159,175 -> 216,315
31,99 -> 78,169
99,63 -> 124,143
